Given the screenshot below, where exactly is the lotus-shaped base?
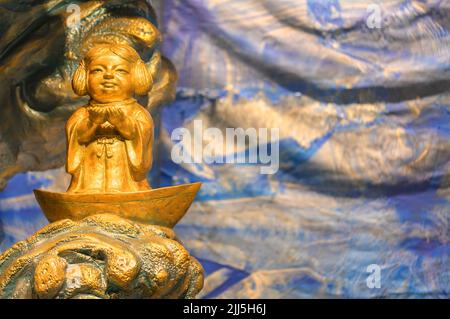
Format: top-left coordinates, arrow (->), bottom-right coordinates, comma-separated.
34,182 -> 202,228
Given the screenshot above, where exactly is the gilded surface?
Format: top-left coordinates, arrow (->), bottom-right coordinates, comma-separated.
0,18 -> 203,298
32,43 -> 202,227
0,214 -> 203,299
34,182 -> 201,227
67,44 -> 154,193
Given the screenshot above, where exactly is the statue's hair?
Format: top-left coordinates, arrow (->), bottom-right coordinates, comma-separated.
72,44 -> 153,96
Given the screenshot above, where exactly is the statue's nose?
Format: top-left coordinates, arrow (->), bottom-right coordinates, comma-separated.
104,72 -> 114,79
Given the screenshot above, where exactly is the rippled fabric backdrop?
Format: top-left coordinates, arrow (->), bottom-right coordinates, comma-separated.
1,0 -> 449,298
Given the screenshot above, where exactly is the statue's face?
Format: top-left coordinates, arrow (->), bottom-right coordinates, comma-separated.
88,55 -> 134,103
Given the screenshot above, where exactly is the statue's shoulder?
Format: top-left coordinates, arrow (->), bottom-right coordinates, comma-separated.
130,101 -> 148,113
66,106 -> 88,128
71,105 -> 88,117
131,102 -> 153,123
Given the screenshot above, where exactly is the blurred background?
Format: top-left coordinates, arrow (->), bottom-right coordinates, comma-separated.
0,0 -> 449,298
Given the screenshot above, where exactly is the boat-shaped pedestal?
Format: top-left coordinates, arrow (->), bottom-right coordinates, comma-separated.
34,182 -> 202,228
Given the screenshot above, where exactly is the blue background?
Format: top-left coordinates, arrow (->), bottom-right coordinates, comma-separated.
1,0 -> 449,298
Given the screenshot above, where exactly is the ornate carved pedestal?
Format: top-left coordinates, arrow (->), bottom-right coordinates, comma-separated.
0,214 -> 203,299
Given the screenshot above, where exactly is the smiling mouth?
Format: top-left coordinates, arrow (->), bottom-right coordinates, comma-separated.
102,82 -> 117,88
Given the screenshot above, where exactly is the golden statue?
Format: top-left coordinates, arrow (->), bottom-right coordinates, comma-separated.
0,43 -> 204,299
67,44 -> 154,194
32,44 -> 201,227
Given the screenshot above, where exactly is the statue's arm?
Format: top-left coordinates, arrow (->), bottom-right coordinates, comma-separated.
123,108 -> 154,179
113,116 -> 136,140
71,107 -> 104,144
76,119 -> 99,144
107,107 -> 138,140
65,108 -> 90,174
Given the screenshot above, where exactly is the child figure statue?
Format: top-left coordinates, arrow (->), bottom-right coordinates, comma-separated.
67,44 -> 154,193
34,43 -> 200,228
10,43 -> 205,299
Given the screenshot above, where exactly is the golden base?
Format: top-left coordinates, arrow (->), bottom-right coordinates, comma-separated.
34,182 -> 202,228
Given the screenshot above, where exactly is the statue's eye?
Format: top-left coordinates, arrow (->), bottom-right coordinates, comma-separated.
90,68 -> 103,74
117,69 -> 129,74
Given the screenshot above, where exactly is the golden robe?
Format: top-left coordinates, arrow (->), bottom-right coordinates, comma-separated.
65,99 -> 153,193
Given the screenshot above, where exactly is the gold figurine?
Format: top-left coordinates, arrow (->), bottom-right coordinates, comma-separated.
67,44 -> 154,193
34,44 -> 201,228
0,43 -> 204,299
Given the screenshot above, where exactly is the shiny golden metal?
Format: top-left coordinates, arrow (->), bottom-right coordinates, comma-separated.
68,44 -> 155,193
0,43 -> 204,299
34,182 -> 201,228
0,214 -> 204,299
34,43 -> 201,228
